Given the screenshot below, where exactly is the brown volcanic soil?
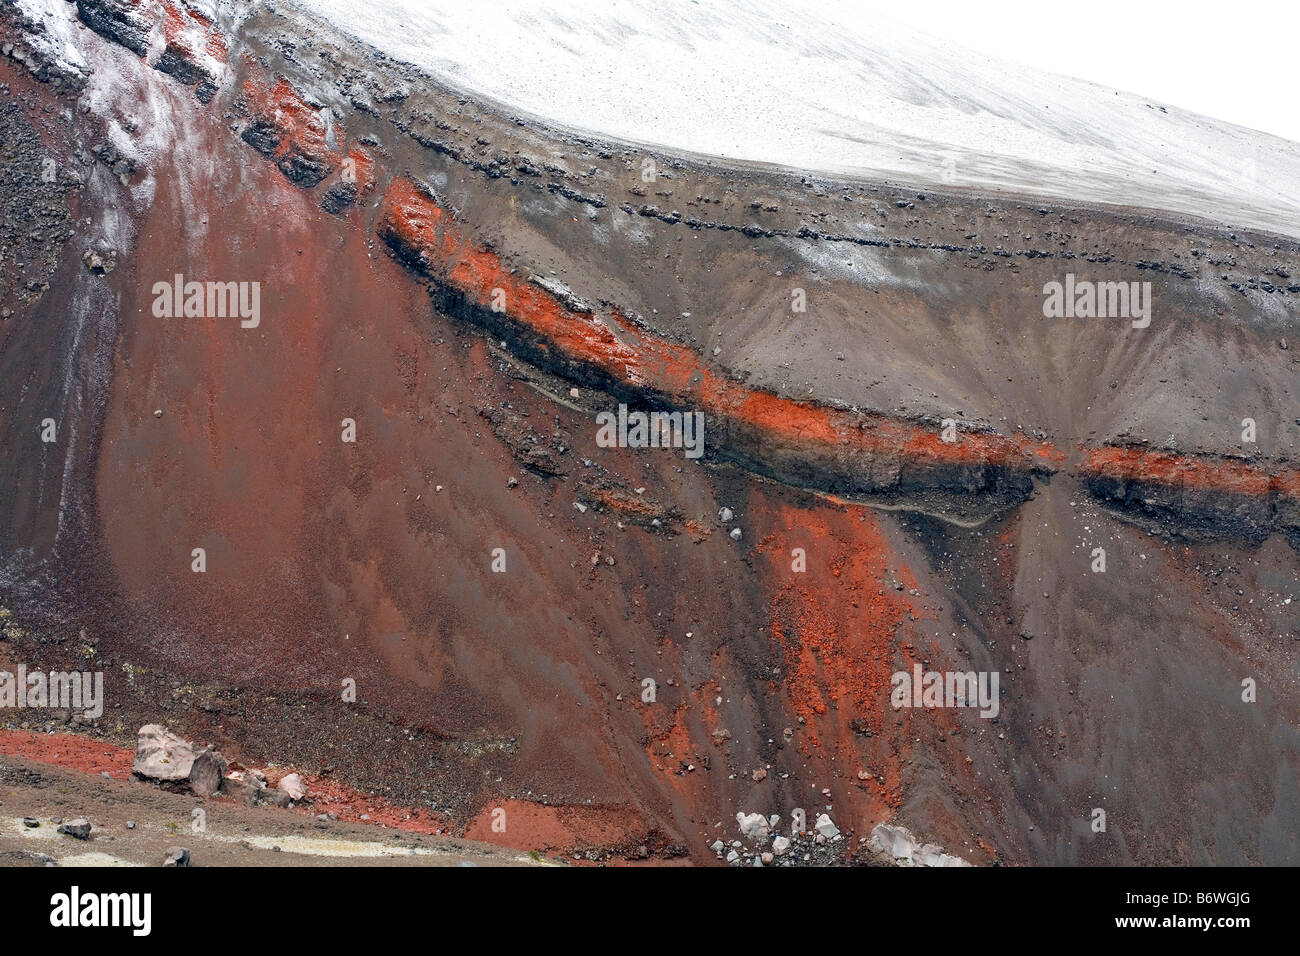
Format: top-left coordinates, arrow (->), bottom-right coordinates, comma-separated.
0,1 -> 1296,867
0,747 -> 544,867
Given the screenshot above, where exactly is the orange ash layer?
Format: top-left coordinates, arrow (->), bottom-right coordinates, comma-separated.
1081,447 -> 1300,500
377,178 -> 1062,472
380,179 -> 1297,502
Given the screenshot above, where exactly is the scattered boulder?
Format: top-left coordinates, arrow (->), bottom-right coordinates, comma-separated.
82,248 -> 116,274
57,819 -> 91,840
132,724 -> 195,782
163,846 -> 191,867
132,724 -> 228,797
187,747 -> 227,798
277,772 -> 308,802
772,835 -> 791,855
736,811 -> 770,839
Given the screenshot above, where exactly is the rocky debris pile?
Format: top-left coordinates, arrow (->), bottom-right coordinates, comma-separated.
82,245 -> 118,275
320,178 -> 359,214
0,96 -> 77,311
1,5 -> 89,93
574,476 -> 689,536
477,403 -> 570,477
222,767 -> 269,805
712,813 -> 972,867
131,724 -> 227,798
91,140 -> 138,179
713,810 -> 847,866
214,764 -> 311,808
867,822 -> 971,867
132,724 -> 318,811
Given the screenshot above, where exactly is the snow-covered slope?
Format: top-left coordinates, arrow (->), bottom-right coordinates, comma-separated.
13,0 -> 90,73
290,0 -> 1300,238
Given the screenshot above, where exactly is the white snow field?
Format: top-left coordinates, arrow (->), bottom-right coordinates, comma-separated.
289,0 -> 1300,238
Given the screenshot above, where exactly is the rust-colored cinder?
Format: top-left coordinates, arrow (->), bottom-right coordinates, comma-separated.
463,799 -> 667,862
240,73 -> 342,166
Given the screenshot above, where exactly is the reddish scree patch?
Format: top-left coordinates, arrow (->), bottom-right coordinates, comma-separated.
345,146 -> 376,195
0,730 -> 135,778
463,799 -> 642,854
757,504 -> 909,742
636,664 -> 725,806
260,769 -> 449,834
146,0 -> 228,63
754,499 -> 927,817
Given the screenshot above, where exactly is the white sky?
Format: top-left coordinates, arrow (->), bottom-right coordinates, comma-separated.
880,0 -> 1299,143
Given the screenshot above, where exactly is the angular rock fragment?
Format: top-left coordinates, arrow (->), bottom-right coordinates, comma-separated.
163,846 -> 191,867
132,724 -> 227,798
58,819 -> 91,839
277,772 -> 308,801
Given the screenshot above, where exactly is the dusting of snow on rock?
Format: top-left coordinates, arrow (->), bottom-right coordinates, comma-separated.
289,0 -> 1300,237
14,0 -> 89,73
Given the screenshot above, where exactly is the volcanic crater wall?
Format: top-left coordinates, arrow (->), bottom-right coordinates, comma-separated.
0,0 -> 1296,865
